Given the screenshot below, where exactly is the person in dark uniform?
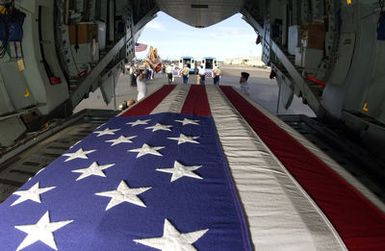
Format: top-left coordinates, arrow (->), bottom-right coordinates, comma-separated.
165,64 -> 173,84
239,71 -> 250,96
129,63 -> 137,87
212,66 -> 221,85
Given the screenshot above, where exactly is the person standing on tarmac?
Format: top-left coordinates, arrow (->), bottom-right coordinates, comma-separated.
129,63 -> 137,87
136,67 -> 148,101
239,71 -> 250,96
180,64 -> 190,84
198,65 -> 206,85
165,64 -> 173,84
212,66 -> 221,85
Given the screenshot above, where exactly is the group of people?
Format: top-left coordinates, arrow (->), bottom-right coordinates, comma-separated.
129,63 -> 160,101
126,46 -> 251,104
129,63 -> 156,85
163,64 -> 250,97
170,64 -> 221,85
127,62 -> 251,103
128,65 -> 147,101
197,65 -> 222,85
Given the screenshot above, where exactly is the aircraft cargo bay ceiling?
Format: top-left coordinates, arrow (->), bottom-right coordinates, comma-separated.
156,0 -> 245,28
0,0 -> 384,164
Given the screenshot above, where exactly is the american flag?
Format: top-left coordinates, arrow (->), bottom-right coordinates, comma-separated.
135,43 -> 148,53
0,85 -> 384,251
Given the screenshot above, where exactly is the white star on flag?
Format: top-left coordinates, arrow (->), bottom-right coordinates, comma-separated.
146,123 -> 173,132
134,219 -> 209,251
14,211 -> 73,251
72,161 -> 115,181
168,134 -> 199,145
95,180 -> 151,210
129,144 -> 164,158
157,161 -> 203,182
105,135 -> 136,146
175,118 -> 200,126
63,148 -> 96,162
127,119 -> 151,127
93,128 -> 120,137
11,182 -> 55,206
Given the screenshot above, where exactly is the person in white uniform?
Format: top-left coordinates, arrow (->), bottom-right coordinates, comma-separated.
136,68 -> 147,101
198,65 -> 206,85
165,64 -> 173,84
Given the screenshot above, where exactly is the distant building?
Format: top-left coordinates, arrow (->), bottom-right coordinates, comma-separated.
224,56 -> 265,67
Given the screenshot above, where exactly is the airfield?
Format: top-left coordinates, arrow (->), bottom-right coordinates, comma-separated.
74,65 -> 315,117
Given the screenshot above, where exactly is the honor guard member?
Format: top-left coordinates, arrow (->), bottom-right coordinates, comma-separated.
180,64 -> 190,84
165,64 -> 173,84
136,66 -> 148,101
212,66 -> 221,85
198,65 -> 206,85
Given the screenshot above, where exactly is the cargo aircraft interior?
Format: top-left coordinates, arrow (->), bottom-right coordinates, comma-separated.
0,1 -> 384,250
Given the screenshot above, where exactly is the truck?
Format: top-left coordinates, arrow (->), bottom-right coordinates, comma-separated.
200,57 -> 217,77
179,56 -> 196,74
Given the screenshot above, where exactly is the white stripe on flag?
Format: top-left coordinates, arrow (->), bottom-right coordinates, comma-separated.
206,85 -> 347,251
151,85 -> 191,114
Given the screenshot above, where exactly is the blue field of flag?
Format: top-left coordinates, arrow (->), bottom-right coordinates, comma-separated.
0,112 -> 251,251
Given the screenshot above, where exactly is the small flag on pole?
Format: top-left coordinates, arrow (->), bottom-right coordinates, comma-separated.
135,43 -> 148,52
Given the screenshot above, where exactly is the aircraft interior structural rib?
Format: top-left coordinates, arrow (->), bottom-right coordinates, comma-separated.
0,0 -> 385,250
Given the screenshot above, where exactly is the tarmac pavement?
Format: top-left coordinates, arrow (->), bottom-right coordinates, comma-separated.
74,65 -> 315,117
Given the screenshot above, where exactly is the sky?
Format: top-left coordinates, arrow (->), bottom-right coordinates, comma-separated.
136,12 -> 262,61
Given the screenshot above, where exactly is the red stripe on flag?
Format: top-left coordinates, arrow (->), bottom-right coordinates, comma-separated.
220,86 -> 385,251
122,85 -> 176,116
181,85 -> 211,116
